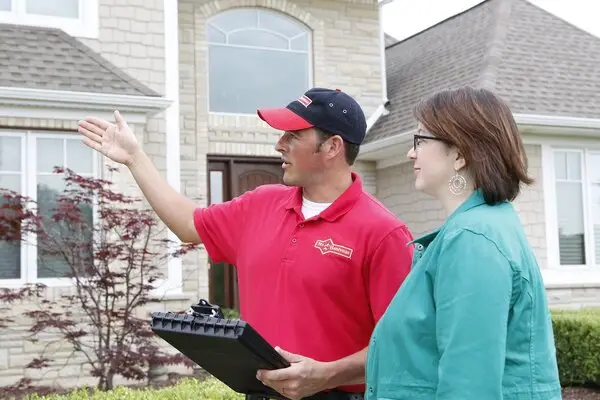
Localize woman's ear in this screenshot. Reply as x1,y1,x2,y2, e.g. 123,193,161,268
453,150,467,171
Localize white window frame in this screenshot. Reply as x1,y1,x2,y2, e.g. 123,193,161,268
0,0,98,39
0,130,99,288
206,7,314,117
541,141,600,286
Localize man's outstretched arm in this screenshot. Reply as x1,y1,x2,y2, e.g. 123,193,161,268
78,110,200,244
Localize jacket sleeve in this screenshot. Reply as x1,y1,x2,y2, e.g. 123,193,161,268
434,229,512,400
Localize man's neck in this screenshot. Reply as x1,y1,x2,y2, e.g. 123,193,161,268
302,170,353,203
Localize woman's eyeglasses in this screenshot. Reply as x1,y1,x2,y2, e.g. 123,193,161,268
413,134,446,150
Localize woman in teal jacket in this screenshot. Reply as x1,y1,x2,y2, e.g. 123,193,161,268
365,87,562,400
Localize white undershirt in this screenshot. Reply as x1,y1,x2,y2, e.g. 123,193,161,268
301,197,332,219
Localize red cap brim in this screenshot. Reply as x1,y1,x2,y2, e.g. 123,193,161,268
257,107,314,131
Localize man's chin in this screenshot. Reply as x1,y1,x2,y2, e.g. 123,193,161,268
282,174,300,187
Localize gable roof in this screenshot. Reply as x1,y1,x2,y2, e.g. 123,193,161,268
367,0,600,143
0,23,160,97
384,33,398,47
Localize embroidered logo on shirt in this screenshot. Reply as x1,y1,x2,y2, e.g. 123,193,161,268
314,238,353,259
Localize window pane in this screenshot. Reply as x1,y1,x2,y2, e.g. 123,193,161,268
36,174,93,278
210,171,223,204
209,46,309,114
290,34,308,51
258,10,305,38
0,0,11,12
556,181,586,265
26,0,79,18
67,139,93,174
37,138,63,173
554,151,567,180
37,175,68,278
588,153,600,264
210,8,257,33
208,25,226,44
0,174,21,192
567,152,582,180
228,30,288,49
0,137,21,172
0,174,22,280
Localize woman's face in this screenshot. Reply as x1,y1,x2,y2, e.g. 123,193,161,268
406,123,461,198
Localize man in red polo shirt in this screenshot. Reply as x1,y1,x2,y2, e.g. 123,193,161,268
77,87,413,400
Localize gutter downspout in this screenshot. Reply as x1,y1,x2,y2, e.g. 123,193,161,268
366,0,391,133
163,0,182,295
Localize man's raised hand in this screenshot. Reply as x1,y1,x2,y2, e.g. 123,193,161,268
78,110,141,166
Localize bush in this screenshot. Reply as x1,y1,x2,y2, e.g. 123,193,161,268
552,308,600,387
26,378,243,400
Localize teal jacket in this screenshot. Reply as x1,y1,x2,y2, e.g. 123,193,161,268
365,190,562,399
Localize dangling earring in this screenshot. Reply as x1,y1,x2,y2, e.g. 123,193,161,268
448,172,467,195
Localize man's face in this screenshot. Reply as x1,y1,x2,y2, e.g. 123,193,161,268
274,128,327,187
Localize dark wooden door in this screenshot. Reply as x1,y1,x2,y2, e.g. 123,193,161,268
207,157,283,311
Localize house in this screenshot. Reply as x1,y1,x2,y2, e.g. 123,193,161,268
1,0,598,390
359,0,600,307
0,0,385,389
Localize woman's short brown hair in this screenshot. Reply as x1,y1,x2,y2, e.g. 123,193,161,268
413,86,533,204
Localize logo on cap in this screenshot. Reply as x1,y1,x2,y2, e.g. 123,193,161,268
297,95,312,108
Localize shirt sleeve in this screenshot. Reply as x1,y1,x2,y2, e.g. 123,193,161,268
434,229,512,400
193,189,255,265
367,225,414,323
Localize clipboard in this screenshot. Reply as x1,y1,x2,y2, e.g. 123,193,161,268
150,299,290,398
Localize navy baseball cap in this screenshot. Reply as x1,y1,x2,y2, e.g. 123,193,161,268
257,87,367,145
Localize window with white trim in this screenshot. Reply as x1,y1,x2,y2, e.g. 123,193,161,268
207,7,311,114
550,148,600,267
0,132,97,284
0,0,98,38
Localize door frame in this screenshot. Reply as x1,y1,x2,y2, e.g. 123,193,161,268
206,155,283,310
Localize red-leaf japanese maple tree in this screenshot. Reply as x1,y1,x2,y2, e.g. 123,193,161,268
0,167,195,393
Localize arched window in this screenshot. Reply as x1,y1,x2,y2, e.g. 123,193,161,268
207,8,311,114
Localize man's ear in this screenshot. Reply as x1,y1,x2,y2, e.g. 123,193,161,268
325,135,345,159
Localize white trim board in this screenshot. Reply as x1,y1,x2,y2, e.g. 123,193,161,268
0,87,172,124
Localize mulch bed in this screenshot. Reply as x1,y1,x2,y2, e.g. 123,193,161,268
562,386,600,399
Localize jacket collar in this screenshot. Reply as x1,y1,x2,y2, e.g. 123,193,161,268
284,172,363,221
410,189,487,247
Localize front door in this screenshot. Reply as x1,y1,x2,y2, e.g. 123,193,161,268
207,157,283,311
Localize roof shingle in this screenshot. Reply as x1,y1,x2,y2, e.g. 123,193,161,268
367,0,600,143
0,23,160,97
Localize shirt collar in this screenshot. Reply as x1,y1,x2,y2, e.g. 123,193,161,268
410,189,487,246
284,172,363,221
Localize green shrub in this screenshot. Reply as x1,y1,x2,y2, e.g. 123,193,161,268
27,378,243,400
552,308,600,387
222,308,240,319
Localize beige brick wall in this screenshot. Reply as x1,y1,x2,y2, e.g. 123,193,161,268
353,160,377,195
0,0,199,388
375,144,600,307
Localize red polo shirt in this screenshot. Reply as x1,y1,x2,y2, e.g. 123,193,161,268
193,172,413,392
